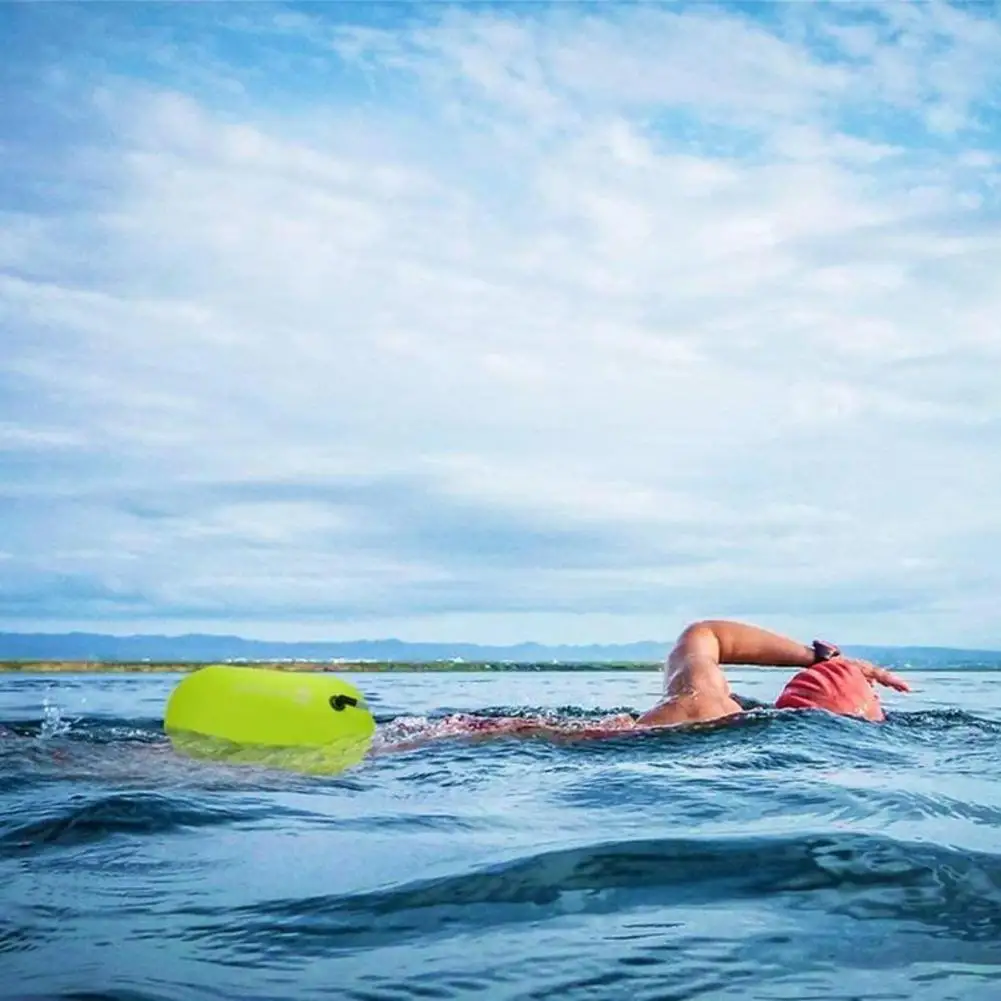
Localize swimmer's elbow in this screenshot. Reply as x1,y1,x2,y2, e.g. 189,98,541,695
669,621,723,665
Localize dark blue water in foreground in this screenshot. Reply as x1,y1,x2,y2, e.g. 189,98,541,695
2,667,1001,1001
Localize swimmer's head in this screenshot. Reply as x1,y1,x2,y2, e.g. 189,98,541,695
775,658,884,722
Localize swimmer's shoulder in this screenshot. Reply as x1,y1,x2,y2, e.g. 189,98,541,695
636,692,743,727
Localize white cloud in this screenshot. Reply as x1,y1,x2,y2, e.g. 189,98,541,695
2,1,1001,645
0,424,86,450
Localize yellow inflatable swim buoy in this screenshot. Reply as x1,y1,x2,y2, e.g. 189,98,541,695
164,665,375,775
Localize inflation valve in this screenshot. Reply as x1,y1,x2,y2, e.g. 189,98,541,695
329,694,359,712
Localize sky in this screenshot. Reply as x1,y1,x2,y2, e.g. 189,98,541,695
1,1,1001,648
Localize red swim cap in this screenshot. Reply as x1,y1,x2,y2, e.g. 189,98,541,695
775,658,884,721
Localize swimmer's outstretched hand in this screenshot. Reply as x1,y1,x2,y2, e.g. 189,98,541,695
852,659,912,692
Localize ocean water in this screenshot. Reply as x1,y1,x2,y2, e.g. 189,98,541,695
2,666,1000,1001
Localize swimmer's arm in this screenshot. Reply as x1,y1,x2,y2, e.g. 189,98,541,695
662,620,817,697
665,621,912,695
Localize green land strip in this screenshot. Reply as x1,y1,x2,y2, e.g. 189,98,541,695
0,660,661,673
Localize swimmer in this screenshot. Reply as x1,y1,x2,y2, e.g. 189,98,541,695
634,618,910,727
385,620,911,749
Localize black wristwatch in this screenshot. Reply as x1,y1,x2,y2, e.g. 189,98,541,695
811,639,840,664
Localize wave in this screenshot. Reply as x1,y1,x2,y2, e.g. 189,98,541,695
371,703,1001,761
9,993,177,1001
0,791,272,856
4,704,1000,791
885,707,1001,735
0,715,166,743
4,702,1000,746
171,831,1001,960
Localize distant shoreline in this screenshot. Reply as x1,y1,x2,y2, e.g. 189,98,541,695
0,660,663,674
2,660,998,675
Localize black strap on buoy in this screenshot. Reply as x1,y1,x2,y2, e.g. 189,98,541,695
329,694,359,712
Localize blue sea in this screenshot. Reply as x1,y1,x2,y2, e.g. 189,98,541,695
2,666,1001,1001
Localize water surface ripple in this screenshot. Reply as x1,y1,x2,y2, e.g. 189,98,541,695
2,668,1000,1001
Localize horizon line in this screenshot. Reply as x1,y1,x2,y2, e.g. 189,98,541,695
1,628,1000,655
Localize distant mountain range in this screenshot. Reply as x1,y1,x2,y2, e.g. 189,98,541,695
1,631,1000,668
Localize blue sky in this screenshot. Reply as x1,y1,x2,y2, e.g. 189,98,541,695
2,1,1001,647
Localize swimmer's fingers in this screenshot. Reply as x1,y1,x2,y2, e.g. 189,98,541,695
847,658,910,692
862,664,911,692
880,670,911,692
